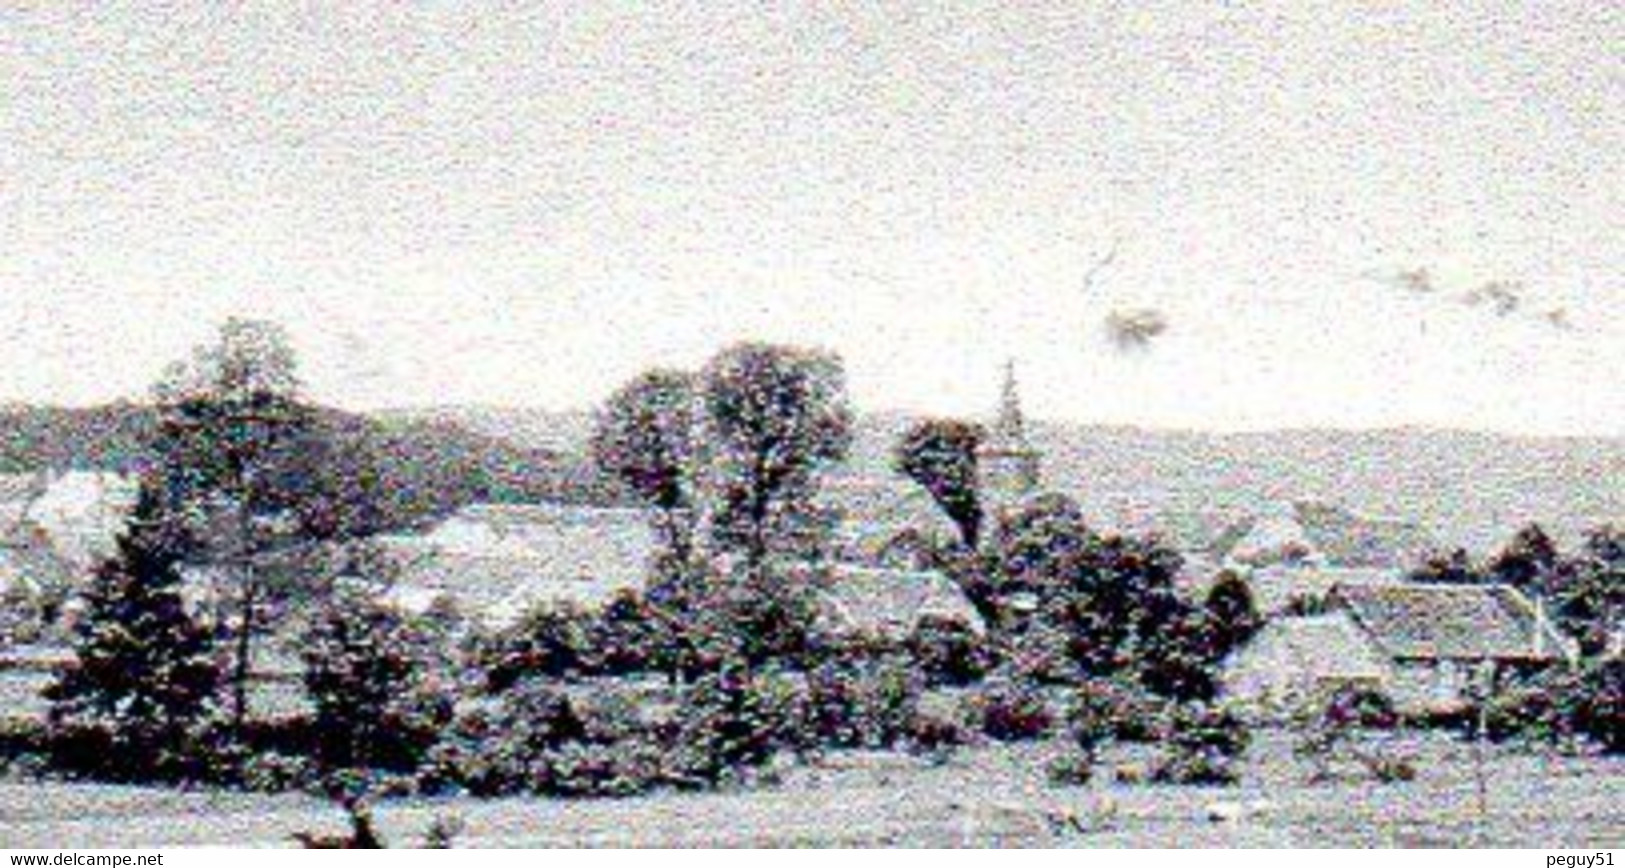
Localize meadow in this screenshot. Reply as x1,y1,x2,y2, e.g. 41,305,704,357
3,732,1618,848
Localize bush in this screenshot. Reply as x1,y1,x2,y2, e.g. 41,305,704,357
1572,659,1623,755
807,655,922,749
977,676,1054,742
478,604,597,689
537,739,662,798
662,665,805,789
302,586,453,773
907,616,992,687
1046,751,1095,787
420,682,586,796
1154,702,1250,786
906,693,975,757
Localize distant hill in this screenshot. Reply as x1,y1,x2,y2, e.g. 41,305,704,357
7,403,1619,556
406,406,1624,556
0,403,618,532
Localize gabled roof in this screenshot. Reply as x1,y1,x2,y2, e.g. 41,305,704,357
1225,611,1389,684
1247,565,1399,615
1330,582,1569,663
818,564,984,640
1217,501,1435,570
377,503,658,628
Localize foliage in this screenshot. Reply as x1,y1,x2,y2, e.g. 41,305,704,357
906,614,993,687
893,418,985,550
478,603,598,689
1544,526,1623,659
1294,685,1409,783
663,664,806,788
44,486,221,781
421,682,586,797
301,581,453,773
1203,571,1262,660
1154,702,1250,786
1487,523,1560,592
1570,658,1623,755
1409,548,1483,585
591,369,697,560
988,495,1219,699
698,342,852,571
149,318,360,730
806,654,923,749
976,675,1054,742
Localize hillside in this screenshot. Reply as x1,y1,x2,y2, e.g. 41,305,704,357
409,406,1623,555
7,403,1619,555
0,404,617,532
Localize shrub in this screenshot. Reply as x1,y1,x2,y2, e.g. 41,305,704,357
977,676,1054,742
907,616,992,687
662,664,805,789
420,682,585,796
302,585,453,773
1571,659,1623,755
1153,702,1250,786
479,603,597,689
1046,752,1095,787
538,739,663,798
806,655,922,749
906,693,975,757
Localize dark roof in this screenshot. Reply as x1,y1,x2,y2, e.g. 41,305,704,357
1330,582,1568,662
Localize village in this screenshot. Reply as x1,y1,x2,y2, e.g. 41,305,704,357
0,323,1619,847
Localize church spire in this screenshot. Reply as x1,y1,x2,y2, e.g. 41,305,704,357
996,358,1027,444
980,359,1042,515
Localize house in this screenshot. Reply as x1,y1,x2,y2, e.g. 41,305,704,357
1222,612,1389,717
1219,500,1435,571
376,503,659,629
1329,582,1574,714
1223,581,1574,718
816,564,986,641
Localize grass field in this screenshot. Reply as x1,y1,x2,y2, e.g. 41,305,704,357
1,732,1619,848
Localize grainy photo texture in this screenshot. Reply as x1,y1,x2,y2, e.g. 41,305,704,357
0,1,1620,850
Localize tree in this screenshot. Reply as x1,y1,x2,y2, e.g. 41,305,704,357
698,343,853,573
591,369,698,561
991,494,1209,696
1487,523,1560,592
150,318,344,731
893,418,985,550
1205,570,1262,660
1546,526,1623,658
45,482,221,777
302,578,450,773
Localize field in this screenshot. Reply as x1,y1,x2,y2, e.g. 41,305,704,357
2,732,1619,848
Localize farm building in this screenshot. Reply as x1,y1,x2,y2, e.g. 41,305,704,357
1222,612,1389,717
376,502,985,639
1224,581,1575,718
1215,500,1435,571
376,503,660,628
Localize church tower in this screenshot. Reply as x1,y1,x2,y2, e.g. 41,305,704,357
978,360,1042,517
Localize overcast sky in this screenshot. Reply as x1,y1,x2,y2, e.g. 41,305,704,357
1,2,1619,434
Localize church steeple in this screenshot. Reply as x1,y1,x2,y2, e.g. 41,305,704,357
979,359,1042,516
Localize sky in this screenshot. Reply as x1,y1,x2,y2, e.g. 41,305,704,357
1,2,1620,435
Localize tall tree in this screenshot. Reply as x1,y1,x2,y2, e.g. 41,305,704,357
894,418,985,550
46,481,220,777
698,343,852,573
591,369,697,560
150,318,338,731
